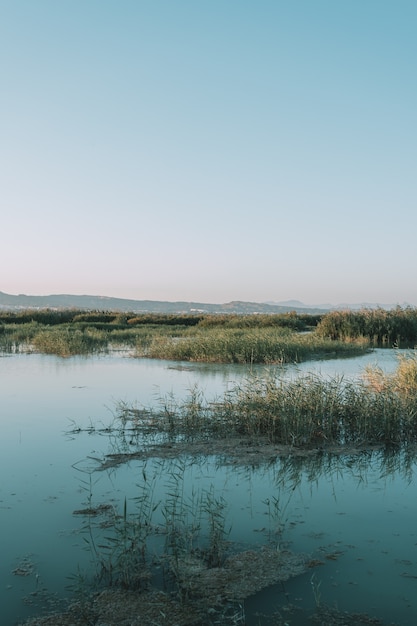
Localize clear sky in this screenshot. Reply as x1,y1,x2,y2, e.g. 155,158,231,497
1,1,416,306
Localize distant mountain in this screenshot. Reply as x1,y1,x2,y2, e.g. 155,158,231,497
264,299,309,308
265,299,335,309
1,291,409,315
266,299,410,311
0,291,329,315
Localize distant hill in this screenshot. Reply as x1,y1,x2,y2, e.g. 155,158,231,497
266,299,410,311
0,291,329,315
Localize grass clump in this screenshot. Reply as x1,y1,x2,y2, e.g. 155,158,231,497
0,321,42,352
32,327,109,356
363,350,417,396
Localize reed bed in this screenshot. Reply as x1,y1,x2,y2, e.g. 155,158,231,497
0,322,186,356
3,307,415,361
363,351,417,396
316,306,417,345
0,315,368,361
118,352,417,448
139,327,369,364
0,310,200,356
32,328,110,356
0,321,42,352
195,312,321,330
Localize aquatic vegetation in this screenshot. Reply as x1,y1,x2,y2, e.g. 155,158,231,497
60,442,412,626
0,309,370,360
11,346,417,626
0,320,162,356
195,312,321,331
115,352,417,448
31,328,108,356
1,307,416,359
316,306,417,346
67,459,304,626
139,326,369,364
73,459,233,597
363,350,417,396
394,351,417,393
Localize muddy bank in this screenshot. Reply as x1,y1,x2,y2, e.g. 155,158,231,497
20,546,310,626
96,435,385,471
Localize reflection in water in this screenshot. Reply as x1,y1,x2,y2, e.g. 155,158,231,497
69,445,417,625
1,351,416,625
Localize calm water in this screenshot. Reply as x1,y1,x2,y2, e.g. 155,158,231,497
1,349,416,625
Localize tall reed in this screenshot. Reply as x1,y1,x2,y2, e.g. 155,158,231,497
32,328,109,356
316,306,417,346
118,351,417,447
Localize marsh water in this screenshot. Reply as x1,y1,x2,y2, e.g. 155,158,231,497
1,349,417,625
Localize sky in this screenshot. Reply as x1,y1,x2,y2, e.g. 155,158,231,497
1,0,416,306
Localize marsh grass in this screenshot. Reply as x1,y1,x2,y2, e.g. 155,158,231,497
0,321,41,352
0,323,108,356
2,307,416,359
140,327,369,364
158,461,232,605
0,319,192,356
66,449,417,626
0,309,369,360
75,465,161,591
363,351,417,396
195,312,321,330
316,306,417,346
74,459,234,610
31,328,108,356
117,351,417,448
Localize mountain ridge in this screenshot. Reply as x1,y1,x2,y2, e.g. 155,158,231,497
0,291,327,314
0,291,410,315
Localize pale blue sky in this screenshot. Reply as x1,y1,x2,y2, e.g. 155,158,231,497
1,1,416,305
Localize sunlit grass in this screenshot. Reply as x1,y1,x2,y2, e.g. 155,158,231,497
138,327,370,364
0,313,369,361
363,350,417,396
117,351,417,448
316,306,417,346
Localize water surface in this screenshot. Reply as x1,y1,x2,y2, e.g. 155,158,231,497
1,350,415,625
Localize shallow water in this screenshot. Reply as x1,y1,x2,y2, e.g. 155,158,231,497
1,349,416,625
